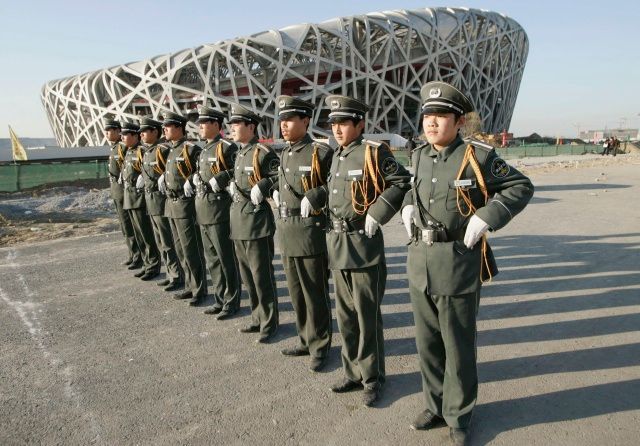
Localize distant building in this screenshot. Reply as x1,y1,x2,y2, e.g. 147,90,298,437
41,7,529,148
579,129,639,143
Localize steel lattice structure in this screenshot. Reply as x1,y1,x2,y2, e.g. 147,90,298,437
41,6,528,147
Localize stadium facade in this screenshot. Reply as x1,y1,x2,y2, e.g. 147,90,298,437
41,7,528,147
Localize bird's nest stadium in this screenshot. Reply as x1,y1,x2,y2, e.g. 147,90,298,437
41,6,528,147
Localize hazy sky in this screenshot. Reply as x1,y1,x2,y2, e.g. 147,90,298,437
1,0,638,141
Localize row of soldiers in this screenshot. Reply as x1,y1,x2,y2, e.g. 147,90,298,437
106,82,533,446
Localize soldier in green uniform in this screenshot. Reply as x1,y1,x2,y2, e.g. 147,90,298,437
402,81,534,445
121,122,161,280
271,96,333,371
193,106,241,319
323,95,411,406
105,119,141,268
139,117,184,291
228,104,280,343
159,112,207,305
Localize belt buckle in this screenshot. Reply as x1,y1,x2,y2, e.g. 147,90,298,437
422,228,435,246
279,202,289,218
332,220,346,233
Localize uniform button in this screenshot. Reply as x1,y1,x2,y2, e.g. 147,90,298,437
333,189,338,194
289,152,293,156
340,156,345,160
427,220,433,226
285,168,290,172
432,178,437,183
236,166,239,169
239,154,244,157
333,207,337,212
429,198,435,203
284,184,290,190
433,159,438,164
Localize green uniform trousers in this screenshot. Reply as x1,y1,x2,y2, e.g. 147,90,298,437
128,208,160,273
281,254,332,358
168,216,207,298
150,214,182,281
409,287,480,429
332,262,387,388
114,197,140,264
234,237,278,335
200,222,241,311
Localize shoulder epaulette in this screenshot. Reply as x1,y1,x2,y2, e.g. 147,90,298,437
363,139,383,148
464,137,495,152
256,143,272,152
312,140,332,152
413,142,428,153
220,138,232,146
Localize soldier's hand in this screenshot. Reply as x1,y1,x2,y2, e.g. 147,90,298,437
401,205,415,237
209,177,221,192
300,196,314,218
364,214,379,238
250,184,263,205
158,174,166,194
226,181,236,197
193,173,202,186
183,180,194,198
464,214,490,249
117,172,123,185
135,175,144,190
272,190,280,207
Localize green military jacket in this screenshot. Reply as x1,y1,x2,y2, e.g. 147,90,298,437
403,135,534,295
194,134,238,225
326,136,411,269
141,142,171,216
164,137,201,219
272,134,333,257
122,142,145,210
229,137,279,240
107,141,127,201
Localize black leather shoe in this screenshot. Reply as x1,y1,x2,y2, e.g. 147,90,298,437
215,309,237,320
281,345,310,357
203,305,223,315
362,386,381,407
164,280,183,292
157,279,170,287
330,378,363,393
127,262,143,270
256,329,278,344
309,356,328,372
188,296,205,306
239,324,260,333
449,427,470,446
122,258,133,266
173,291,193,300
134,269,146,278
140,270,160,281
410,409,444,431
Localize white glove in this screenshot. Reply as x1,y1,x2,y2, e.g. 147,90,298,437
272,190,280,207
364,214,379,238
464,214,490,249
250,184,263,205
158,174,166,194
193,173,202,186
209,176,221,192
401,205,415,237
135,175,144,189
183,180,194,198
117,172,123,185
300,196,314,218
226,181,236,197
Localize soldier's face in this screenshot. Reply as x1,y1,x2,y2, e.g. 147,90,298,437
422,113,464,149
199,121,219,140
331,120,364,147
140,129,158,144
121,132,139,148
105,128,120,143
280,116,308,142
163,124,183,142
231,121,254,143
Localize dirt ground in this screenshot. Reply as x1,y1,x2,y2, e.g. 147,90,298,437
1,154,639,445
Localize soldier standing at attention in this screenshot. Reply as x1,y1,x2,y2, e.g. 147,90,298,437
105,119,141,269
193,106,242,320
272,96,333,372
138,117,184,291
121,122,161,280
158,112,207,305
324,95,411,407
228,104,280,344
402,81,533,445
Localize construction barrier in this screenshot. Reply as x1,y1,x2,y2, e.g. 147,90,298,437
0,159,109,193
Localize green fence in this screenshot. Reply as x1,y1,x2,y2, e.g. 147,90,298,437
0,160,109,192
496,144,600,158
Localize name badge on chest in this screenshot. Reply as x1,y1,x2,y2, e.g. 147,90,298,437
299,166,312,172
244,166,254,172
453,179,476,188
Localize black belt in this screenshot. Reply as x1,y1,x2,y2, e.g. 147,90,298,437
278,204,301,218
413,226,464,245
329,218,365,233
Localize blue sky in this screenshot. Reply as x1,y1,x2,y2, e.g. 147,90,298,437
1,0,638,141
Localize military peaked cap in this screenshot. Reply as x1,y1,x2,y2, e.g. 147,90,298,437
420,81,474,116
277,95,314,120
196,106,226,124
139,117,163,132
325,95,369,123
163,111,188,126
121,122,140,134
104,119,121,130
228,103,261,125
